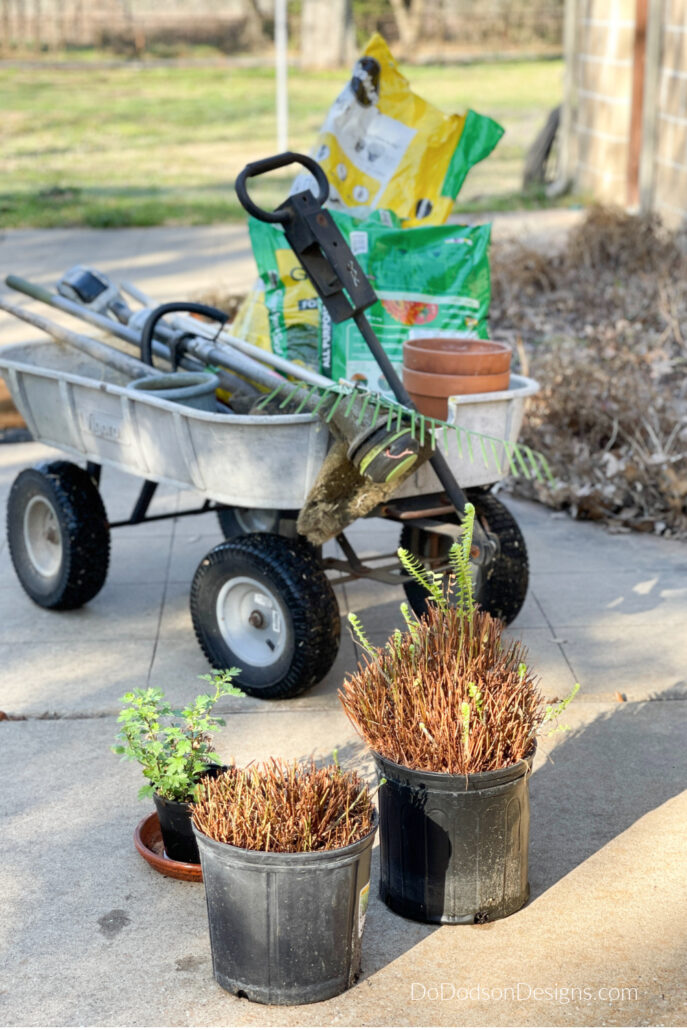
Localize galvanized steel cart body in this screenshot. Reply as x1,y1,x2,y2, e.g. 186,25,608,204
0,337,536,700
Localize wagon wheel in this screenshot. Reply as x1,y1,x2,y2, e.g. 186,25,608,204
6,461,110,610
399,490,529,625
190,533,341,700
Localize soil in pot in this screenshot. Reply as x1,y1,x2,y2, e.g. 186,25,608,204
373,750,533,924
193,824,376,1005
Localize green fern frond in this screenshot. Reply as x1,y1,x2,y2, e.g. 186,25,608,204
348,612,375,654
398,547,448,613
447,502,476,618
399,601,419,634
543,683,581,726
467,681,484,716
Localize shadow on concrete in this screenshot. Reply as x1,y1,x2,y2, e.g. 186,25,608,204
529,689,687,900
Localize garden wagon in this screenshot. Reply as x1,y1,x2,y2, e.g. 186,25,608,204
0,154,540,700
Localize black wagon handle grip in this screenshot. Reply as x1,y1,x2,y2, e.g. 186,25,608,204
235,152,330,224
141,302,229,368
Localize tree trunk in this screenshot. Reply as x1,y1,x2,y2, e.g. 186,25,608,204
1,0,12,53
241,0,266,49
388,0,425,56
300,0,355,70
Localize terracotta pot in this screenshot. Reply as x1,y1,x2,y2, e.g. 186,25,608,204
403,337,512,377
403,365,511,420
404,392,451,420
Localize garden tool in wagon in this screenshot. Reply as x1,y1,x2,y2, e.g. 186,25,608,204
235,152,487,551
6,270,430,534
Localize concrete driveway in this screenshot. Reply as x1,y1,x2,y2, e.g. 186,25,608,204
0,221,685,1027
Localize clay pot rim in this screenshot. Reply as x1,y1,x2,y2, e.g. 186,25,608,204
403,337,512,376
404,336,511,357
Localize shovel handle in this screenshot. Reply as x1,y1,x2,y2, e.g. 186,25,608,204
235,152,329,224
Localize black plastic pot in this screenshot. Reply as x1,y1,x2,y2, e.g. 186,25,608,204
193,823,376,1005
153,793,199,863
373,750,533,924
153,764,226,864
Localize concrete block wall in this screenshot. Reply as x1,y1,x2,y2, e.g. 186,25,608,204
652,0,687,224
569,0,687,223
573,0,635,201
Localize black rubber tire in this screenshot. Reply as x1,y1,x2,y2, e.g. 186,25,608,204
190,533,341,699
216,506,280,540
7,461,110,610
399,490,529,625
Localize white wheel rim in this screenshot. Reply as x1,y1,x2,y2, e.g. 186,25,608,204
216,576,288,667
23,495,62,577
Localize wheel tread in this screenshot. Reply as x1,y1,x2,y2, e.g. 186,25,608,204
7,461,110,610
190,534,340,700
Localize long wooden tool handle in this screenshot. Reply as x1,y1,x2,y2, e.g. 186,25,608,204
0,297,152,380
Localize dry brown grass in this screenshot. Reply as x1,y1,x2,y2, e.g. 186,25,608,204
340,605,544,775
192,759,375,853
492,205,687,536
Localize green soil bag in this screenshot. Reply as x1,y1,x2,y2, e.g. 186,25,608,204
247,212,492,393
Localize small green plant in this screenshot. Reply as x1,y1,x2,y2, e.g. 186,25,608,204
112,669,243,802
542,682,581,734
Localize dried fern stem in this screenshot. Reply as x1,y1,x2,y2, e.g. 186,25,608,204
340,605,544,775
192,759,375,853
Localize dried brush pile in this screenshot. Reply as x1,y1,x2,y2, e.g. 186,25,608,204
192,759,374,853
340,505,556,776
491,205,687,536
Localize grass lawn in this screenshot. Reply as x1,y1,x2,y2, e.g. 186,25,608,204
0,58,564,228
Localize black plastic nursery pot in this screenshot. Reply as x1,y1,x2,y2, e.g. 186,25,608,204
373,750,534,925
193,823,376,1005
153,765,226,864
153,793,201,864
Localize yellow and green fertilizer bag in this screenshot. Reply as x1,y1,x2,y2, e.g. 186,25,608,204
291,33,504,227
246,211,492,393
232,32,501,376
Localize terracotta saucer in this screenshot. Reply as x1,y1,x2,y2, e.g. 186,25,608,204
134,812,203,882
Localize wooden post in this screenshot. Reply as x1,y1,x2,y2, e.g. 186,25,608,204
638,0,664,213
627,0,649,207
548,0,578,196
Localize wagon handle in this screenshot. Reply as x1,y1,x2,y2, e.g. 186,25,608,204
141,303,230,369
235,152,329,224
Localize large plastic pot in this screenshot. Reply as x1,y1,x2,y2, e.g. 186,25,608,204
373,750,533,924
128,372,219,411
193,823,376,1005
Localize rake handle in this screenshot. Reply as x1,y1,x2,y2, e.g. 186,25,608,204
353,311,469,516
